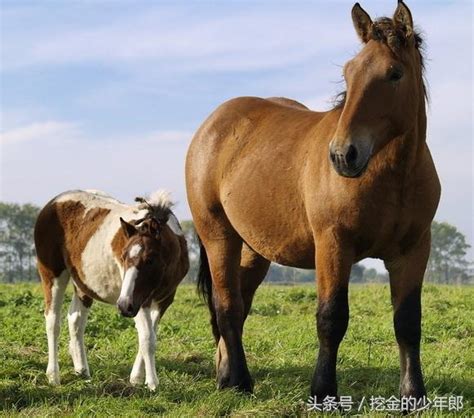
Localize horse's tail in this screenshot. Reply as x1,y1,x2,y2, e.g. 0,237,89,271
197,237,220,343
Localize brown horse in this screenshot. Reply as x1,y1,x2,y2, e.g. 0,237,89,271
186,0,440,400
35,190,189,389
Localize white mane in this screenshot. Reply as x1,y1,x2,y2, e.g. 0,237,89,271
135,189,174,220
146,190,174,211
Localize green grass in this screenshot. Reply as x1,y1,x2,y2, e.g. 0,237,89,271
0,283,472,417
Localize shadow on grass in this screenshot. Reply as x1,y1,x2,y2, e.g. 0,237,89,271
0,354,214,412
2,360,471,413
253,363,473,400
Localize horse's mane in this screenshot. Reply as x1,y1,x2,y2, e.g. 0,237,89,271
333,17,427,109
135,190,174,223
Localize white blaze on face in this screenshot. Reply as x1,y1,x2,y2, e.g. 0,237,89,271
119,266,139,301
128,244,142,258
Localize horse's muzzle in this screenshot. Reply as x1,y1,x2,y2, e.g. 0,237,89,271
117,297,139,318
329,141,370,178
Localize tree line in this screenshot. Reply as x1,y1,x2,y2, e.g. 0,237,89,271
0,202,472,284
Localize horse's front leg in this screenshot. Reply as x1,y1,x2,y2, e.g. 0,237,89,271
130,294,175,387
385,235,430,400
311,230,352,399
133,307,158,390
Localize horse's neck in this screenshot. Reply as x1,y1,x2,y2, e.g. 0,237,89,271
383,96,427,178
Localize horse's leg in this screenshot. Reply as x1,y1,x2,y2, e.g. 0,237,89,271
67,289,92,378
39,266,69,385
133,306,158,390
240,244,270,319
130,293,175,386
311,231,352,398
203,230,255,392
385,236,429,400
215,243,269,376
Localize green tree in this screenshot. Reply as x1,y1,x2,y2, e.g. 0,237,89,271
0,202,40,282
350,263,366,283
427,221,472,284
180,220,199,282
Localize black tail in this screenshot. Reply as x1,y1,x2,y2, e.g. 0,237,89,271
197,237,220,343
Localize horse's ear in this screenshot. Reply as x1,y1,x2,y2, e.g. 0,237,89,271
352,3,372,43
393,0,414,39
149,218,162,239
120,217,137,238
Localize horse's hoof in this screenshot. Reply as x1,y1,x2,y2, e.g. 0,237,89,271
46,372,60,385
217,375,253,394
74,369,91,379
146,380,158,391
130,377,143,386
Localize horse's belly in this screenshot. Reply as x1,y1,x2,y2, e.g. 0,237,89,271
224,203,315,268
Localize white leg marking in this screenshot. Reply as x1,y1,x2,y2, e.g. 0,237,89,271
67,293,90,377
130,303,161,386
132,306,159,390
45,271,69,385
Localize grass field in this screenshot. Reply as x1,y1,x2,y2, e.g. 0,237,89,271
0,282,472,417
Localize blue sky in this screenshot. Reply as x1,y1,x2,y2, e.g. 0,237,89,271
1,0,472,269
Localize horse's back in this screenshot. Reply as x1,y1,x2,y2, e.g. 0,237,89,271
35,190,140,303
186,97,326,267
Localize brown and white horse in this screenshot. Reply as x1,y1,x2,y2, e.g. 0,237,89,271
186,1,440,400
34,190,189,390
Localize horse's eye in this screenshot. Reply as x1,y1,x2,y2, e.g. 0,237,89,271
388,68,403,82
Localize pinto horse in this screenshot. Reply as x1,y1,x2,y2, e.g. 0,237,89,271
186,1,440,399
34,190,189,390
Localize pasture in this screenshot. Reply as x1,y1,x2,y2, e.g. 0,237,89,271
0,282,472,416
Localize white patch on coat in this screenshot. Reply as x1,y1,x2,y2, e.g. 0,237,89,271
119,266,138,301
55,190,130,217
79,199,148,304
167,213,183,236
128,244,142,258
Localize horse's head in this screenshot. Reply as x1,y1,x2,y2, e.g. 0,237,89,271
329,0,425,178
116,217,167,317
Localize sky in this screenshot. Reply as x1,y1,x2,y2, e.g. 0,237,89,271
1,0,472,270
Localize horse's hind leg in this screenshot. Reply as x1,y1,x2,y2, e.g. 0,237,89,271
68,288,92,378
216,243,269,377
385,235,429,401
39,264,69,385
202,228,255,392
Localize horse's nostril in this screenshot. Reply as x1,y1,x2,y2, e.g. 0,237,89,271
127,304,134,313
345,145,358,166
330,151,336,163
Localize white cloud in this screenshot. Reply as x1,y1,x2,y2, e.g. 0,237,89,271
0,121,78,145
0,119,192,218
2,6,353,73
